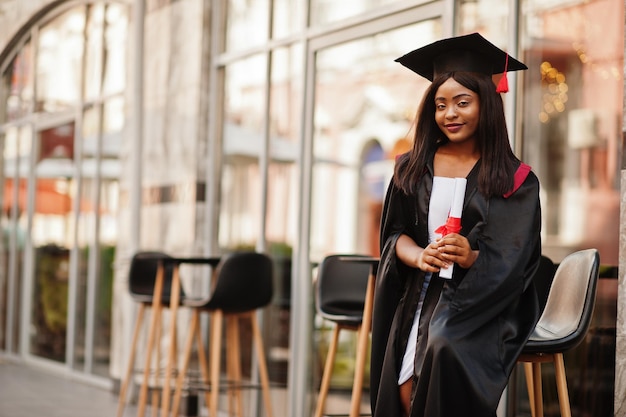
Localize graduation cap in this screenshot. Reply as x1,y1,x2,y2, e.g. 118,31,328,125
395,32,527,93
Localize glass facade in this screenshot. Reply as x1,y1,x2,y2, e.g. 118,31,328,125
213,0,622,415
0,2,128,379
0,0,622,416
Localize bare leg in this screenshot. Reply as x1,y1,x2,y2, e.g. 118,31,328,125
399,379,412,417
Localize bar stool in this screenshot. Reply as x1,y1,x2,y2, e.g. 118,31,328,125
518,249,600,417
314,254,372,417
116,251,183,417
170,251,274,417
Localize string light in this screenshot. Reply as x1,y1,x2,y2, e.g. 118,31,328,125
539,61,568,123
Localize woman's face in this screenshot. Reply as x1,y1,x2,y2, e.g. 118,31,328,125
434,77,480,145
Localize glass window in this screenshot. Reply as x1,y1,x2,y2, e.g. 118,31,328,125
270,45,302,148
511,1,623,415
102,4,128,95
1,126,27,354
311,21,441,259
264,44,302,395
272,0,305,39
226,0,269,52
84,4,104,100
267,45,300,248
36,6,86,113
0,0,128,374
3,43,34,122
457,0,509,41
309,0,426,27
310,20,442,411
219,54,268,250
520,0,623,267
30,123,75,362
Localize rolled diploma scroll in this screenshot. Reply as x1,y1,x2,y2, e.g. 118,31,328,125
436,177,467,279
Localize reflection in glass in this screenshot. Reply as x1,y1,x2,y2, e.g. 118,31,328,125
74,105,97,371
270,45,302,147
221,55,267,248
103,4,128,95
3,43,33,122
84,3,127,100
93,99,122,376
0,1,127,374
224,54,268,152
30,124,75,362
1,127,26,354
311,21,441,259
218,159,262,250
226,0,269,52
84,4,104,100
309,0,408,26
272,0,304,39
520,0,623,267
36,6,86,112
265,161,297,390
457,0,509,41
310,20,441,410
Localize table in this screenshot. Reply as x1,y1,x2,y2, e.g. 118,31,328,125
339,256,379,417
135,255,221,417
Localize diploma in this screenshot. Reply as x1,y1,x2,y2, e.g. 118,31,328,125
436,177,466,279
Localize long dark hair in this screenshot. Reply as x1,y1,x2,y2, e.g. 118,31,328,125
394,71,519,198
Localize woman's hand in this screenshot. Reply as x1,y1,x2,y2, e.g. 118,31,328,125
434,233,479,269
396,234,450,272
415,241,450,272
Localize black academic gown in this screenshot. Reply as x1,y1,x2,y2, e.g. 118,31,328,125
370,156,541,417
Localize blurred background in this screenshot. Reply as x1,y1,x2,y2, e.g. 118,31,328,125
0,0,622,416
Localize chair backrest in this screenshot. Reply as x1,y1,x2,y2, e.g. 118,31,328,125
129,251,179,302
532,255,557,314
315,254,371,324
529,248,600,351
200,251,273,313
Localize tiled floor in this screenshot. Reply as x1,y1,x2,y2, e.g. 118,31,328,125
0,358,137,417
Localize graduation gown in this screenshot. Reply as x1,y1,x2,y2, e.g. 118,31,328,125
370,156,541,417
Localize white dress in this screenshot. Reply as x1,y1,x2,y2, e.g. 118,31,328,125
397,176,456,385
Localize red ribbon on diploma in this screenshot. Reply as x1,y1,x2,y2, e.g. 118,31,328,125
435,216,461,236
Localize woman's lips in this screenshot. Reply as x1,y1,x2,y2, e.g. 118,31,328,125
445,123,463,133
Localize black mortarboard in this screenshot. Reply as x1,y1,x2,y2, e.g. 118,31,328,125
395,32,527,92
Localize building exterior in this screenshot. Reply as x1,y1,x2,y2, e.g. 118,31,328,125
0,0,623,416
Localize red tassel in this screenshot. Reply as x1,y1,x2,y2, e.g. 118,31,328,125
496,53,510,93
496,73,509,93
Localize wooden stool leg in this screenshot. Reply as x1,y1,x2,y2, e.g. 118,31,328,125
171,310,199,417
523,362,536,417
226,316,243,417
350,269,375,417
195,316,212,414
137,264,165,417
554,353,572,417
117,304,145,417
314,324,341,417
210,311,224,417
532,362,544,417
151,307,163,417
160,266,182,417
250,311,273,417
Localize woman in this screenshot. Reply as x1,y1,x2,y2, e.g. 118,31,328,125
370,33,542,417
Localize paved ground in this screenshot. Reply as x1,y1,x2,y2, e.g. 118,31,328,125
0,358,138,417
0,357,368,417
